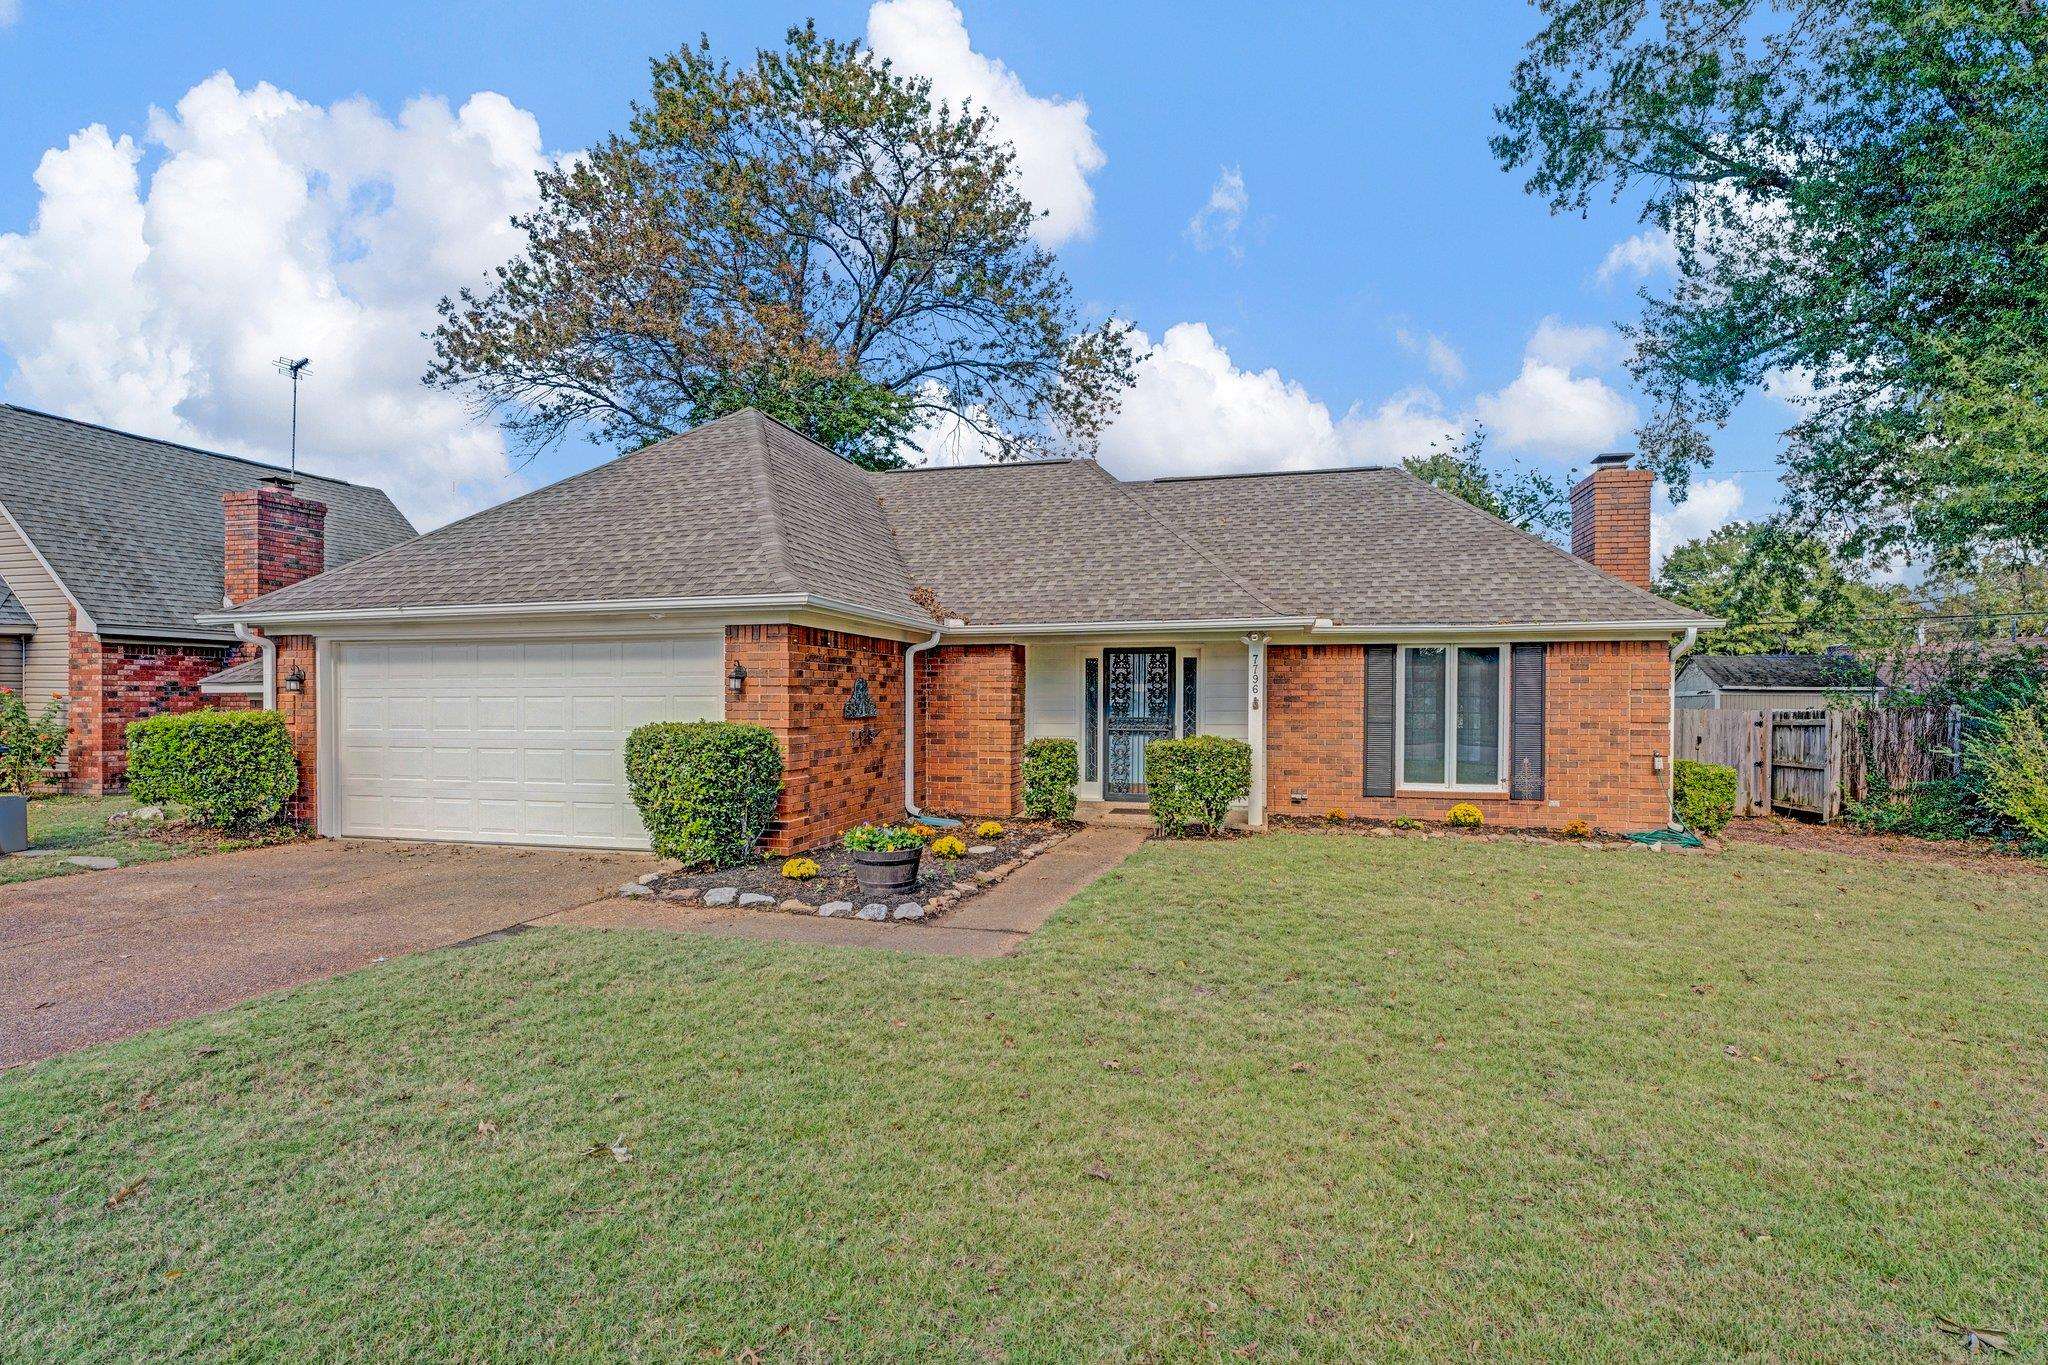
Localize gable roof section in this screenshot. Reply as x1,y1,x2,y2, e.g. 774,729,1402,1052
229,409,925,625
0,405,415,642
0,580,33,634
869,459,1285,625
1687,653,1877,691
220,409,1710,633
1129,466,1708,627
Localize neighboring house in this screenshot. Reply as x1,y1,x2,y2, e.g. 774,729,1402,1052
0,405,416,792
1674,653,1882,711
209,410,1714,851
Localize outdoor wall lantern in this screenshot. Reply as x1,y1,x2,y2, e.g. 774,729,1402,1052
283,665,307,694
727,662,747,697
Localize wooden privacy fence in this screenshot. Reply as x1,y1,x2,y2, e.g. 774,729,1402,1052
1674,703,1962,823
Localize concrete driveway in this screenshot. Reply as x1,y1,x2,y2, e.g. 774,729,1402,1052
0,839,652,1068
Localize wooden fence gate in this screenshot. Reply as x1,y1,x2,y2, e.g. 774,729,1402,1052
1675,703,1961,823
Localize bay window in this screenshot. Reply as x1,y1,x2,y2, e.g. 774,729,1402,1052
1397,644,1507,790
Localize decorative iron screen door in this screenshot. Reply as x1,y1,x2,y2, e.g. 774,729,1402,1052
1103,648,1176,802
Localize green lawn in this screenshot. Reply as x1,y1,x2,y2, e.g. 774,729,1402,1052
3,834,2043,1360
0,796,290,885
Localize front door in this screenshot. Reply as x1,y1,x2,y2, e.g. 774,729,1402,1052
1103,648,1176,802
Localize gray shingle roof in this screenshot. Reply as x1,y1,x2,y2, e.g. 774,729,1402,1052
227,409,1708,631
869,459,1283,625
0,581,33,634
0,405,415,642
197,656,264,690
1127,466,1707,626
231,409,924,623
1689,653,1877,690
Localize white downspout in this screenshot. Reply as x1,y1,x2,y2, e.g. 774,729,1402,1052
903,628,960,827
234,621,277,710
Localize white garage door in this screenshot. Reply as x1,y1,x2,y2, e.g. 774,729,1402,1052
335,636,722,849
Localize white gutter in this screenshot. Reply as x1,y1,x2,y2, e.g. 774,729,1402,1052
901,627,960,827
1670,626,1699,662
941,617,1318,638
198,592,938,635
233,622,277,709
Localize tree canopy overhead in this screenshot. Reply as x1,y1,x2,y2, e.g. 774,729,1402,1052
429,24,1139,469
1401,426,1574,541
1656,519,1915,654
1494,1,2048,570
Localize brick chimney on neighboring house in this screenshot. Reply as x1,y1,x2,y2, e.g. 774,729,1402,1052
1570,452,1655,590
224,475,327,606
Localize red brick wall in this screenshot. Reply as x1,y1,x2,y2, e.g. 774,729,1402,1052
1569,464,1655,590
273,635,318,824
1266,640,1671,833
64,633,238,793
915,644,1025,819
725,624,907,854
224,484,327,605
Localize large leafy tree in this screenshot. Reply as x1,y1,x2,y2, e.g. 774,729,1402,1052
1656,520,1914,653
430,25,1139,469
1493,1,2048,570
1402,426,1575,540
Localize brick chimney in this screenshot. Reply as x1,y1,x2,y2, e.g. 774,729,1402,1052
224,476,327,605
1570,452,1654,589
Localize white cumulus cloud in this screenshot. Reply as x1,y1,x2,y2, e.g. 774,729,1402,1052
866,0,1104,248
1651,476,1744,568
1395,326,1467,387
1595,227,1679,286
1095,322,1461,480
0,72,549,527
1185,166,1248,258
1473,318,1636,458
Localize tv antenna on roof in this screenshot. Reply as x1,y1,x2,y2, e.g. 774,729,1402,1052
272,356,311,474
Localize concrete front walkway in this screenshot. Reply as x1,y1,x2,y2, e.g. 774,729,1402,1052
536,824,1151,957
1,839,650,1068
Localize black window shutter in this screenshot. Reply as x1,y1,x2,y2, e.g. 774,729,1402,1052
1510,643,1546,801
1082,656,1100,783
1363,644,1396,797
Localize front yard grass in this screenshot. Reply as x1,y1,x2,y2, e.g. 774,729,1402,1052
3,833,2043,1360
0,795,292,885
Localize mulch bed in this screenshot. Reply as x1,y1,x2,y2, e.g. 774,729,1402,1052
1721,816,2042,872
1271,813,1700,851
649,819,1078,909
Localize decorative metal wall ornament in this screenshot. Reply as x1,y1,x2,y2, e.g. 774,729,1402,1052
843,678,877,720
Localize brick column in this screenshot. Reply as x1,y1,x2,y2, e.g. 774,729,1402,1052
273,635,319,825
914,643,1026,818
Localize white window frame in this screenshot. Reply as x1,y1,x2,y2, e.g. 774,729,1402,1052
1393,643,1512,794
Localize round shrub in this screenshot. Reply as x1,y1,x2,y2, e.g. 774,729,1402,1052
930,834,967,858
126,709,299,828
1672,759,1738,835
624,721,783,867
1146,735,1252,834
1022,738,1079,820
1446,802,1484,828
781,856,820,880
975,820,1005,839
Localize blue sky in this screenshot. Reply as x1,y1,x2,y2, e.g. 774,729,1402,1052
0,1,1790,553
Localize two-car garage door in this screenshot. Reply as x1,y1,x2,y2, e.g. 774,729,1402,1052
334,636,721,849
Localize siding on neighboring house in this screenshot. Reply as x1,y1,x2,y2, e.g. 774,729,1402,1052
0,503,75,708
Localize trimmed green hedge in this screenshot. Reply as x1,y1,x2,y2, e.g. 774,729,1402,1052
1673,759,1738,836
127,709,299,828
624,721,783,866
1146,735,1252,834
1022,738,1079,820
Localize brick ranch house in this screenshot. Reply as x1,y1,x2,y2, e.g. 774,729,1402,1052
0,404,415,792
205,409,1717,853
